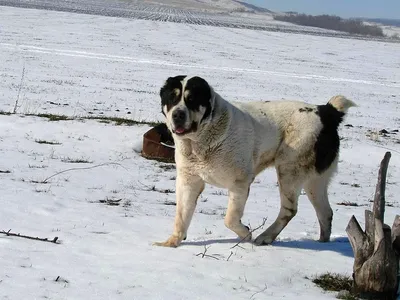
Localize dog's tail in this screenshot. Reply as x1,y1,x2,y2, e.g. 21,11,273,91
328,95,357,114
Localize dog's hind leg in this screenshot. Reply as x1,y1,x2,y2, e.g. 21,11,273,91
254,166,303,246
153,174,205,248
304,174,334,242
225,182,252,241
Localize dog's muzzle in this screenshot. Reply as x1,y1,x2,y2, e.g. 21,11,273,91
172,110,187,134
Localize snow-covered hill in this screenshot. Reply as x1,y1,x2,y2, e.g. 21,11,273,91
132,0,272,13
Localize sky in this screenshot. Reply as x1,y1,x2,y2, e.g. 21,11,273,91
246,0,400,19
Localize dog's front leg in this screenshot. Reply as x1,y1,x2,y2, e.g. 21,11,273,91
225,183,252,241
154,174,205,248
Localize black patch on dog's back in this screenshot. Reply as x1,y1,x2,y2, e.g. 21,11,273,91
299,107,313,113
184,76,212,122
160,75,186,114
314,103,345,173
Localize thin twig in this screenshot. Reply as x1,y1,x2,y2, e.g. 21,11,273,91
1,229,60,244
365,142,400,155
250,284,268,299
196,245,209,258
42,162,125,183
195,245,220,260
227,251,234,261
55,276,69,283
13,64,25,114
201,254,220,260
231,218,268,249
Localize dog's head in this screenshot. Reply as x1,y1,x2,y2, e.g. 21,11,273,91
160,75,213,138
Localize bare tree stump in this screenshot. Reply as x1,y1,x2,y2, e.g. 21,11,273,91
346,152,400,300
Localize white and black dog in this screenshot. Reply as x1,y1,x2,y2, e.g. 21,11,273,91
154,75,356,248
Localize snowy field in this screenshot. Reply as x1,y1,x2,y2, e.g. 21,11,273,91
0,0,286,31
1,0,396,39
1,5,400,300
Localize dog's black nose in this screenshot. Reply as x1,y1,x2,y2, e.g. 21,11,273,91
172,110,186,124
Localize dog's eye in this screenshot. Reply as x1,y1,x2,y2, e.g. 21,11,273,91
169,91,180,103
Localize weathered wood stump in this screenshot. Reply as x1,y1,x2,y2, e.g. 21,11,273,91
346,152,400,300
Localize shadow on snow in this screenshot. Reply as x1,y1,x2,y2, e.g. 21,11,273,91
183,236,353,258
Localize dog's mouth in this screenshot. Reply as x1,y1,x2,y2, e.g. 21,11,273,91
174,127,187,135
172,122,198,136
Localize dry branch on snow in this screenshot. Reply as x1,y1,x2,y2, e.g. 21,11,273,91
1,229,60,244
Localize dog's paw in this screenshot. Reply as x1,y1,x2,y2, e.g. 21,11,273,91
253,234,274,246
318,236,330,243
241,232,252,242
238,226,252,242
153,236,181,248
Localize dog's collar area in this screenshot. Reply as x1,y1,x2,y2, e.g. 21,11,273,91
209,95,217,122
198,93,215,125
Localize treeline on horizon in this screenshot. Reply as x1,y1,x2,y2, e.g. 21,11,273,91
274,13,385,37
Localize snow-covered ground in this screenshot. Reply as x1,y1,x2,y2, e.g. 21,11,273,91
1,6,399,300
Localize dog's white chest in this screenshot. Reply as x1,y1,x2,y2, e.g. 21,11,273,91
198,168,230,188
176,139,250,189
188,157,241,189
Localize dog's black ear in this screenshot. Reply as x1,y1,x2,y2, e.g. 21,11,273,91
159,79,171,115
184,76,212,122
160,75,186,114
159,80,169,98
160,76,179,99
160,83,168,116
